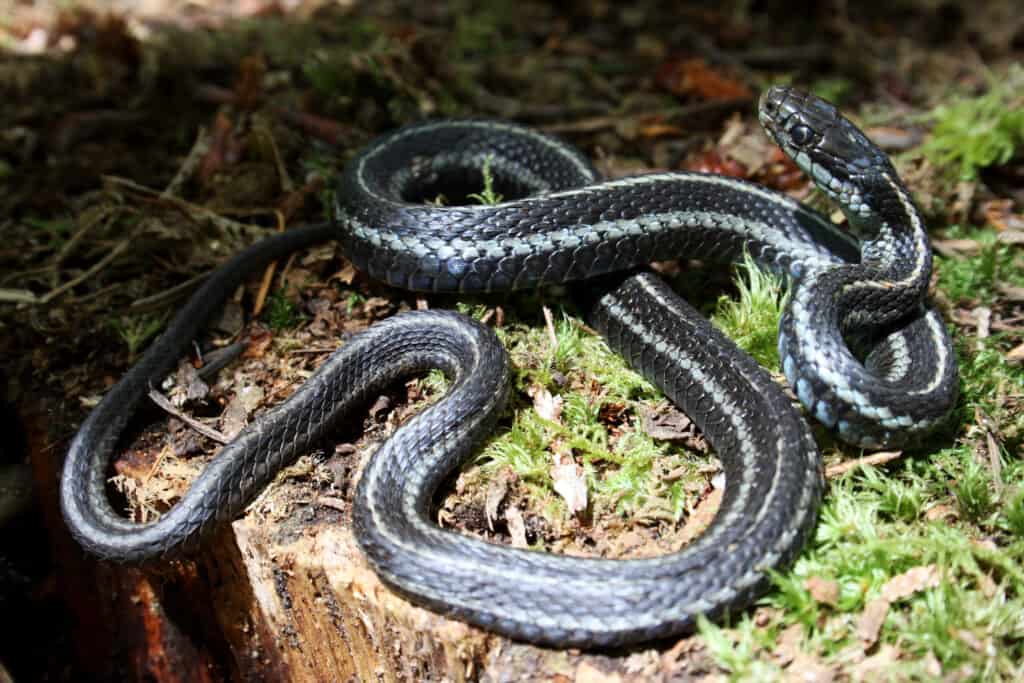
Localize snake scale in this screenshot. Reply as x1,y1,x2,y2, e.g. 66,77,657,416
61,86,957,647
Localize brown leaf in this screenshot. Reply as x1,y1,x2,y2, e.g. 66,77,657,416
199,111,243,185
219,385,265,440
505,505,529,549
852,644,901,682
954,629,986,653
234,54,267,110
243,328,273,359
856,598,890,647
984,199,1024,232
784,653,836,683
996,229,1024,244
642,404,694,441
531,385,563,424
773,623,804,665
805,576,840,607
330,262,358,285
685,150,747,178
1006,343,1024,362
656,57,752,101
880,565,941,603
932,239,982,258
675,486,722,548
575,661,622,683
551,456,587,514
924,503,958,522
484,468,514,531
638,121,686,139
863,126,923,152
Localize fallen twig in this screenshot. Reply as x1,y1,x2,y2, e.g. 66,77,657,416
825,451,903,479
0,239,132,305
163,127,210,198
148,388,230,445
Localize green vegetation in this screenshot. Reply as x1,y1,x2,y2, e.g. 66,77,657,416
810,76,854,107
264,287,302,331
24,215,74,249
936,226,1024,305
695,448,1024,680
711,254,786,368
922,68,1024,180
467,154,504,206
110,313,166,358
470,310,702,520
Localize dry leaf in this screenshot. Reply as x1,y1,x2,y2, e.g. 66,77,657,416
784,652,836,683
986,199,1024,232
856,598,890,647
922,651,942,678
976,573,998,599
505,505,529,549
996,282,1024,302
531,385,563,424
484,468,514,531
924,503,957,522
575,661,622,683
880,565,941,602
1007,343,1024,362
863,126,923,151
656,57,752,100
953,629,985,653
220,385,265,439
997,229,1024,243
932,238,982,257
330,262,358,285
773,623,804,665
805,576,840,607
552,456,587,514
642,404,695,441
675,486,722,548
852,644,901,682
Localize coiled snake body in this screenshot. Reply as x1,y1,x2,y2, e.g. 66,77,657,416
61,87,957,647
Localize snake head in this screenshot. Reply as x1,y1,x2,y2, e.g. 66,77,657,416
759,86,895,220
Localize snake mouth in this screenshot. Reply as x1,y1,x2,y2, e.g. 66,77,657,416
757,85,793,138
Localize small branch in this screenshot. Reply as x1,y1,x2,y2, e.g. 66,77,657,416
102,175,266,242
253,211,286,316
3,239,134,305
129,271,211,313
148,389,230,445
543,305,558,352
163,127,210,198
825,451,903,479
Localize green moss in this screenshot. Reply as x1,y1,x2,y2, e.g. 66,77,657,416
922,67,1024,180
935,227,1021,305
264,287,302,331
951,457,996,523
110,313,166,358
956,334,1024,443
711,254,786,368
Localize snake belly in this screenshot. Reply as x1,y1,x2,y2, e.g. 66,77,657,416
60,86,957,648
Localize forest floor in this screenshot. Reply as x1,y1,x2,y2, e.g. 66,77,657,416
1,1,1023,681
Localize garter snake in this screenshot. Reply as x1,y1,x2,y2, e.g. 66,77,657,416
60,86,957,648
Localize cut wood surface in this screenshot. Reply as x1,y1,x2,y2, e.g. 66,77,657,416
214,504,712,682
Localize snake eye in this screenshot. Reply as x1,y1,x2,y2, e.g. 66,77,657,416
789,124,815,147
